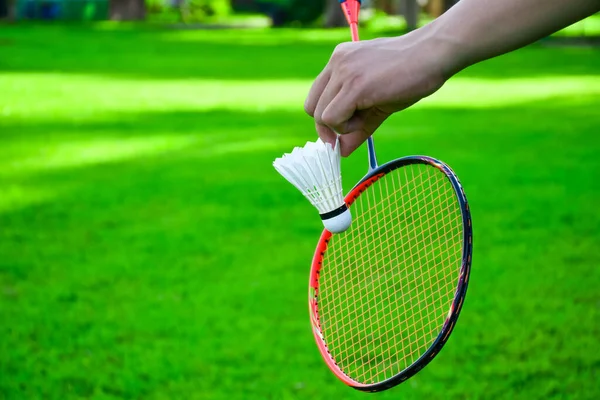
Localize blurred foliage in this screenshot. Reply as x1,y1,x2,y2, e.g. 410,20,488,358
180,0,232,22
146,0,232,23
143,0,321,26
252,0,324,27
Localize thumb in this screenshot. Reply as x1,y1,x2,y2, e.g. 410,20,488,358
338,108,390,157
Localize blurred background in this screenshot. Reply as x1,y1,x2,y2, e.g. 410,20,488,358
0,1,599,399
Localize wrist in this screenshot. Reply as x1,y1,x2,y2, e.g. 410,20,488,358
420,18,471,79
386,21,467,87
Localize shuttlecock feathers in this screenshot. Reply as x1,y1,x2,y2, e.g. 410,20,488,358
273,138,352,233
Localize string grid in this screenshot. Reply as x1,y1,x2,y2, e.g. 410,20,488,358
317,163,463,384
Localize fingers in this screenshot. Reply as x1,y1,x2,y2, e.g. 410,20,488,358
313,79,343,128
307,83,390,157
304,68,331,117
320,87,357,134
313,85,358,149
338,129,372,157
305,42,385,157
315,122,337,147
337,108,390,157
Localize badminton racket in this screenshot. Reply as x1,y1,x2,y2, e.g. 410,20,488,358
308,0,473,392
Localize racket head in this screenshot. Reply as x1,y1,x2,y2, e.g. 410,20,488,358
308,155,473,392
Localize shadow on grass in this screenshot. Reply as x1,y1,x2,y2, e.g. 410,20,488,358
1,24,599,81
1,93,598,216
0,94,598,399
1,96,598,286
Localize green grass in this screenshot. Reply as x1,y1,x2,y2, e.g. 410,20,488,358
554,13,600,37
0,24,599,399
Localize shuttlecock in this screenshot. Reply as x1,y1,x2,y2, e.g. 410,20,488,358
273,137,352,233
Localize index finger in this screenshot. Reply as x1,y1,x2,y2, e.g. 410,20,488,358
321,86,358,134
304,68,331,117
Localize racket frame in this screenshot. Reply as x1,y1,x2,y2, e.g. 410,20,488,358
308,155,473,392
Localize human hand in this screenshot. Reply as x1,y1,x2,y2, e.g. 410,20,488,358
304,32,453,157
305,0,600,157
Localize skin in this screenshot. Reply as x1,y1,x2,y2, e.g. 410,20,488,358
305,0,600,157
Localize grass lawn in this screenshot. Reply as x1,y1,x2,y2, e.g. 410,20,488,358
0,24,599,399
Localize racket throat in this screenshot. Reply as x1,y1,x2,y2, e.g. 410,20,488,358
367,136,379,172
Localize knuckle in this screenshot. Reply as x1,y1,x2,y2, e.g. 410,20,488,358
320,114,336,128
321,113,340,129
330,42,352,63
346,73,363,89
314,112,325,125
304,100,315,116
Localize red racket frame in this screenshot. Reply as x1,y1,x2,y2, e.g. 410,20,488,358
308,155,473,392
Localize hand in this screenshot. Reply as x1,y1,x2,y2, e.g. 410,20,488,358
304,32,453,157
305,0,600,157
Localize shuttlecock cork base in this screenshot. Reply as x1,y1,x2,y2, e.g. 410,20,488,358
319,203,352,234
273,137,352,234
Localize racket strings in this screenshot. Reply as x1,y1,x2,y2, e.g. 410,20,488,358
364,168,461,379
325,167,454,273
316,163,463,384
343,172,460,379
324,174,454,378
319,170,438,336
322,218,459,357
320,168,457,329
365,169,458,377
320,168,445,302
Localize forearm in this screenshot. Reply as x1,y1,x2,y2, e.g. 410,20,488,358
304,0,599,155
425,0,600,75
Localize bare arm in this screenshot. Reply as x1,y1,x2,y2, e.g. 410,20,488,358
436,0,600,75
305,0,600,157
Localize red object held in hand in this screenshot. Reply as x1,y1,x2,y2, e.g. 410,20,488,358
340,0,361,41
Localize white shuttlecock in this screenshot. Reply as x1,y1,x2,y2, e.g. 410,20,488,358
273,137,352,233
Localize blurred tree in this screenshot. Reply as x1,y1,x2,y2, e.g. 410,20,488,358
110,0,146,20
324,0,345,27
401,0,418,31
0,0,14,20
231,0,257,12
372,0,419,31
8,0,14,20
256,0,323,27
375,0,396,14
426,0,458,17
444,0,458,11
